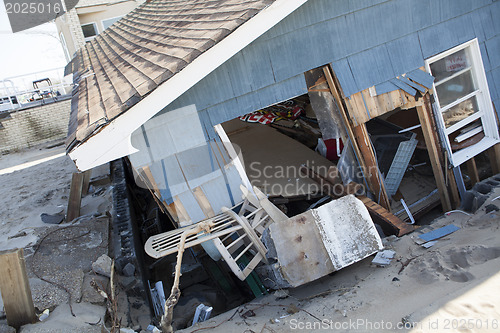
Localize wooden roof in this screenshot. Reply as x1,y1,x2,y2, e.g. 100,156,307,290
67,0,275,152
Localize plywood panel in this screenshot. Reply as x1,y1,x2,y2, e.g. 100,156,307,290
224,119,337,197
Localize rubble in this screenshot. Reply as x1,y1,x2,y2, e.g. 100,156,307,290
92,254,112,278
122,263,135,277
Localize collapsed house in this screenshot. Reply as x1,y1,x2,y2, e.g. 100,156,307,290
64,0,500,328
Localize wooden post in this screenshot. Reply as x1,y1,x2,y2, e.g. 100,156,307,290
488,144,500,174
416,101,452,212
323,66,391,211
0,249,37,328
67,172,85,221
447,168,461,208
81,169,92,196
466,157,480,184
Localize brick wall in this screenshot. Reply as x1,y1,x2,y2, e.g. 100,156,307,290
0,99,71,154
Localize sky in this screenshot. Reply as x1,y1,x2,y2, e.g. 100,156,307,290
0,0,67,86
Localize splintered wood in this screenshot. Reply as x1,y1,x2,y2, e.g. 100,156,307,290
358,196,415,237
300,164,413,237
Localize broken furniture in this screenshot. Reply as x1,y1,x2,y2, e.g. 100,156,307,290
258,195,384,288
145,185,285,281
300,164,415,236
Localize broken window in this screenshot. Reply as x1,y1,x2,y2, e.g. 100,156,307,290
425,38,500,166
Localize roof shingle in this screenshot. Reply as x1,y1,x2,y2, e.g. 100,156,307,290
67,0,275,151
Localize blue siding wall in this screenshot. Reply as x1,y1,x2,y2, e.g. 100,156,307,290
155,0,500,128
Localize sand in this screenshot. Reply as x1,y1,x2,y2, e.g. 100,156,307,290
1,146,500,333
0,146,112,331
182,188,500,333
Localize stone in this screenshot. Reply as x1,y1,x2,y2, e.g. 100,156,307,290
472,183,492,195
0,324,15,333
120,276,136,290
92,254,112,277
81,274,108,304
485,204,499,214
122,263,135,277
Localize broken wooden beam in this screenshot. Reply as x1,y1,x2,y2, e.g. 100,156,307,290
81,169,92,196
300,165,413,237
322,65,391,211
358,196,415,237
0,249,37,328
416,97,452,212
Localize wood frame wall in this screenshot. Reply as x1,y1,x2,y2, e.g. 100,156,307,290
322,64,459,212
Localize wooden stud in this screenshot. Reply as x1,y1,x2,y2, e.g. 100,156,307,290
173,196,191,226
323,66,391,211
488,144,500,174
361,89,378,119
193,186,215,218
357,196,415,236
416,100,452,212
466,157,480,184
0,249,37,328
447,168,461,208
138,167,171,218
67,172,85,222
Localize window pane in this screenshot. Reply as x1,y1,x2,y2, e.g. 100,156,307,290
435,70,475,107
82,24,97,38
442,96,479,128
430,48,471,82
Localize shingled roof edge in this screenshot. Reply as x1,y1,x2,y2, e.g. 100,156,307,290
68,0,308,171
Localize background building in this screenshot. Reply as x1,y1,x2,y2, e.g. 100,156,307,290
55,0,144,61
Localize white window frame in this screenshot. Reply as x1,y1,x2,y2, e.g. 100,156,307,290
425,38,500,166
59,32,71,62
81,22,99,42
101,15,123,31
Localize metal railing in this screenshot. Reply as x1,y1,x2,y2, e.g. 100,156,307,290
0,67,73,113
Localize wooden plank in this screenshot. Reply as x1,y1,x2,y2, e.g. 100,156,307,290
351,92,370,123
416,99,452,212
488,143,500,174
323,65,391,211
193,186,215,218
0,249,37,328
173,196,191,226
81,170,92,196
447,168,461,209
466,157,480,184
361,89,379,119
139,167,172,219
358,196,415,237
67,172,85,222
224,119,336,198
